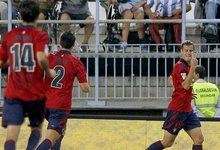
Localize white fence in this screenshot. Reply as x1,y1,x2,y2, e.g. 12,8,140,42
0,0,219,107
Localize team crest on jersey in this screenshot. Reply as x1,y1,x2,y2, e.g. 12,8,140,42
181,73,186,80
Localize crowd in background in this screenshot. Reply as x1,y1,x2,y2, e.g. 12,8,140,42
0,0,220,52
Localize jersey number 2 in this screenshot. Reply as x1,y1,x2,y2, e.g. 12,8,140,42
51,65,65,88
10,43,36,72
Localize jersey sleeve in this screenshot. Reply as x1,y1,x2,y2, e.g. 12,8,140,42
35,32,49,53
75,59,87,83
0,34,9,62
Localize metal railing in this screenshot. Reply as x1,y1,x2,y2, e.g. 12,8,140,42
0,0,219,107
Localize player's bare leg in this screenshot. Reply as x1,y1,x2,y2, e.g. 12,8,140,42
186,127,204,150
4,125,21,150
60,13,71,32
82,16,94,45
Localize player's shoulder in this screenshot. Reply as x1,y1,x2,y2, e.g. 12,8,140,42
34,30,48,37
175,59,188,68
4,28,18,37
33,30,49,42
69,55,84,65
71,54,79,59
71,55,81,62
175,59,183,65
173,61,182,69
172,60,186,74
2,28,20,41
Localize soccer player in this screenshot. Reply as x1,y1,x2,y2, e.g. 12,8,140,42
36,32,90,150
146,40,204,150
0,0,56,150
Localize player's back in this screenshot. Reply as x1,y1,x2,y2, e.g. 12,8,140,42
46,50,87,110
1,26,49,101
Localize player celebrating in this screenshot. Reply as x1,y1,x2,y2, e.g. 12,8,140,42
36,32,90,150
146,40,204,150
0,0,56,150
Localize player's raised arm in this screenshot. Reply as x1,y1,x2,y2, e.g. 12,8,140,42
181,45,198,90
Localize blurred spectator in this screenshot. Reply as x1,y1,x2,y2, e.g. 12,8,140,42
192,65,220,118
0,1,7,42
111,0,147,52
194,0,220,43
60,0,94,52
0,1,7,19
142,0,191,50
12,0,55,30
37,0,56,31
12,1,19,20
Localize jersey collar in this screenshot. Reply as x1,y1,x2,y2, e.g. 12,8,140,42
19,25,36,29
59,50,71,55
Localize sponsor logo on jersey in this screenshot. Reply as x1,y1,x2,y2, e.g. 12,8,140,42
181,73,186,80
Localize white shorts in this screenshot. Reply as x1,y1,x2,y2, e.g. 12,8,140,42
119,2,144,15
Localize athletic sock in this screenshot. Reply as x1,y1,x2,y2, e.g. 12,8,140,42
4,140,15,150
146,140,164,150
36,139,52,150
26,129,41,150
193,145,203,150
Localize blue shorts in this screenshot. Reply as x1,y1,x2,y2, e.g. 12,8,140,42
162,110,201,135
45,109,70,135
2,98,45,128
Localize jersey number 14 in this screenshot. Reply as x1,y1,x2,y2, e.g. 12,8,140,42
10,43,36,72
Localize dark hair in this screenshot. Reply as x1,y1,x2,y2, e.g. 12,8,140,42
60,32,76,49
181,40,195,50
195,65,206,79
19,0,40,23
